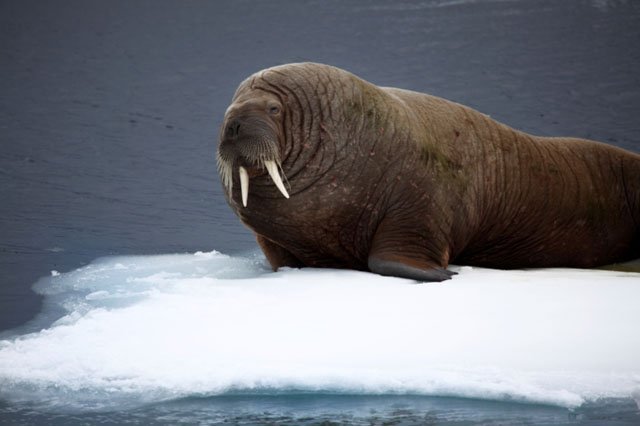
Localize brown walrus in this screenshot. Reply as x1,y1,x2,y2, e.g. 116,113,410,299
217,62,640,281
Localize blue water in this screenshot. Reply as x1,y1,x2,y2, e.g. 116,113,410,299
3,394,636,425
1,0,639,424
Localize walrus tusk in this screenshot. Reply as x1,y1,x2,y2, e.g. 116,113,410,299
265,160,290,199
239,166,249,207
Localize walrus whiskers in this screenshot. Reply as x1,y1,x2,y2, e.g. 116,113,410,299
216,154,233,198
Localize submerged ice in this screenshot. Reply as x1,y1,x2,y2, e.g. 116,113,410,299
0,250,639,410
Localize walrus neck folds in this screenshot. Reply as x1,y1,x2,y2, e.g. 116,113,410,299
256,65,400,197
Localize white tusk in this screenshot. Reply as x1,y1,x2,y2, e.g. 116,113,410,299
239,166,249,207
265,160,290,199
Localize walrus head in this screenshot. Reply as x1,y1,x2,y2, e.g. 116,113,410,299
217,85,290,207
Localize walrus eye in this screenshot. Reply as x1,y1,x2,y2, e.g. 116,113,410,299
268,105,280,115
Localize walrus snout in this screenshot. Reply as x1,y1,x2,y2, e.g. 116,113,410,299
217,114,289,207
224,118,242,140
221,113,274,143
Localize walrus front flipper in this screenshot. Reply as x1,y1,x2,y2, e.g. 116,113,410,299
256,234,304,271
367,217,455,282
368,256,455,282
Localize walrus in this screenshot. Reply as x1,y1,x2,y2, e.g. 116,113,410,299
217,62,640,281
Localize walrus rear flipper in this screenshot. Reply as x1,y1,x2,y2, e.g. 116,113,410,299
368,256,455,282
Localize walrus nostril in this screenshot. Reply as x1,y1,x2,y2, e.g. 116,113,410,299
226,120,241,138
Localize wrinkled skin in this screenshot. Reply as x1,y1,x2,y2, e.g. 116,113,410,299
217,62,640,282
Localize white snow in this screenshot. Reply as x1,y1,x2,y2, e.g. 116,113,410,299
0,250,638,410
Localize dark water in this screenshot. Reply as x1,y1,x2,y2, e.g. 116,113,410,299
2,394,639,426
1,0,639,424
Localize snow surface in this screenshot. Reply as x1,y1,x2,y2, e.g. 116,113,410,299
0,250,639,410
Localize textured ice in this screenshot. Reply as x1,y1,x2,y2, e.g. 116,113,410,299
0,250,638,410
